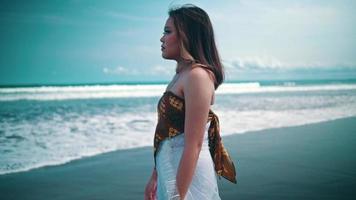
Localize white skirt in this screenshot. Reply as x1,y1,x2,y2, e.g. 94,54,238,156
155,122,221,200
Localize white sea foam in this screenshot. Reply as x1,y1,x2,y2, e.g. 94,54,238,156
1,83,356,101
218,83,356,94
1,82,356,175
219,104,356,136
0,112,157,175
0,84,167,101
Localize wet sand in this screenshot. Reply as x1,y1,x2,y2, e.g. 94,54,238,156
1,117,356,200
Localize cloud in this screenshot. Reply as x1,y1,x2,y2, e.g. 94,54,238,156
102,64,174,76
102,65,174,78
209,0,356,71
103,66,138,75
223,56,356,71
223,56,284,70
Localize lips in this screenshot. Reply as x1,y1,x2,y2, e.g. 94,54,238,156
161,46,165,50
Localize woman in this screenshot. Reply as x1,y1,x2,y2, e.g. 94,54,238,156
145,4,236,200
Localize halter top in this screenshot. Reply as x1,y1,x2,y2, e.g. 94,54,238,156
153,90,237,183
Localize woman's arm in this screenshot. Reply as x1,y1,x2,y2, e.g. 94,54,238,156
176,67,215,199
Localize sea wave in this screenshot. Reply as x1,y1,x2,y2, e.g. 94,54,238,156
1,82,356,101
1,82,356,175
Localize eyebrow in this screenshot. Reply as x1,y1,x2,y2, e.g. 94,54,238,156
164,26,171,29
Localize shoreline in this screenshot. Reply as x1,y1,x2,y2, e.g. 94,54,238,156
1,116,356,199
0,116,354,177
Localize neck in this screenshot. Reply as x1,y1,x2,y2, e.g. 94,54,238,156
176,59,193,73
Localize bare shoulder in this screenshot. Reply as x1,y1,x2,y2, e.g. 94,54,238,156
181,66,215,101
185,66,214,85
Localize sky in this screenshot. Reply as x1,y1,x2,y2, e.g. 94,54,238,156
0,0,356,85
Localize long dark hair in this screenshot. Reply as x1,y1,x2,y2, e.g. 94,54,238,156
168,4,224,89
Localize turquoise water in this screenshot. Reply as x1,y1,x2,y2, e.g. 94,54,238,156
1,79,356,175
1,78,356,88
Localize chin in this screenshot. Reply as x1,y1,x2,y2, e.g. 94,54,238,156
162,53,178,61
161,54,172,60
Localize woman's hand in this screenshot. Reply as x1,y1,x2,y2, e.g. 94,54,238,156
144,168,157,200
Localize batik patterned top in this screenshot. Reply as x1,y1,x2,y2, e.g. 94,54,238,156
153,90,237,183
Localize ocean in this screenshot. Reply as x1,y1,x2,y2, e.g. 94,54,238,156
1,79,356,175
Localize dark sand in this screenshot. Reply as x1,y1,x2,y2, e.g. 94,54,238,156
1,117,356,200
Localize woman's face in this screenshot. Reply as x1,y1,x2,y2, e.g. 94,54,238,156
160,17,180,60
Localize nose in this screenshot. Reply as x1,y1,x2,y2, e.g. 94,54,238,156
160,35,164,43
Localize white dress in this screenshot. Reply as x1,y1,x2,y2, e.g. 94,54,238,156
155,122,221,200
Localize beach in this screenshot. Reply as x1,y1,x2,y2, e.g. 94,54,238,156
1,0,356,199
1,116,355,200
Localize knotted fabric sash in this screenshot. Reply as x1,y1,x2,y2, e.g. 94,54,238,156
153,90,237,183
